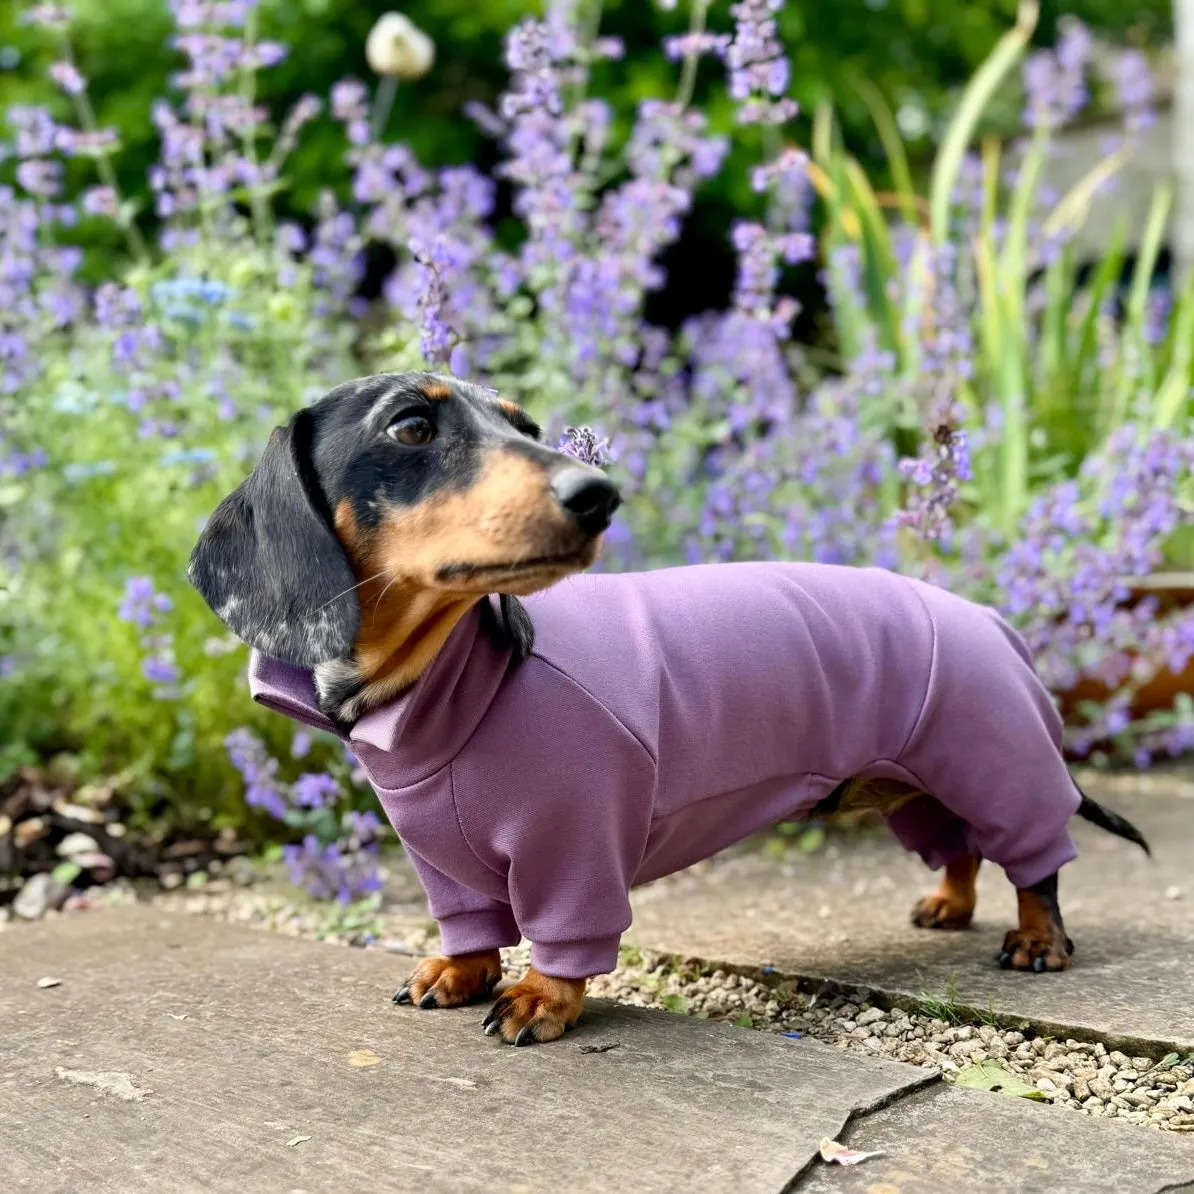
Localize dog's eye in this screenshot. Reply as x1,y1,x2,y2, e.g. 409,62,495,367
387,414,435,446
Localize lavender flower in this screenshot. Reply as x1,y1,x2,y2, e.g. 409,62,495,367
1107,49,1156,133
664,32,730,62
292,771,340,809
49,61,86,95
119,576,173,628
725,0,798,125
283,835,383,905
23,4,72,29
225,728,290,821
557,426,611,467
1022,20,1091,131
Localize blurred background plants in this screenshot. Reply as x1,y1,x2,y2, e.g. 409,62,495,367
0,0,1190,901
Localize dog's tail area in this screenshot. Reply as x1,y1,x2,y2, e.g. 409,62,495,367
1074,785,1151,857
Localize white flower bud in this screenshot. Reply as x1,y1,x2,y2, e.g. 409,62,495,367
365,12,435,81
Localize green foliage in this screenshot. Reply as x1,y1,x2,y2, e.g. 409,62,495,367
0,241,357,825
0,0,1173,275
811,9,1193,555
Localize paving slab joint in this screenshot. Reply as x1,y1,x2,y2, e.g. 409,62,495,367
639,948,1194,1060
776,1067,942,1193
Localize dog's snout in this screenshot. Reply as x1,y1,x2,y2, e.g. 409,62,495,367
550,467,622,534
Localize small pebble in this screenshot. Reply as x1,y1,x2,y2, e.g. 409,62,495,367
36,976,62,989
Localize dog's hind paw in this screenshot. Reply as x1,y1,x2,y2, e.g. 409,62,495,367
481,968,586,1045
911,852,980,931
393,951,502,1009
911,893,974,930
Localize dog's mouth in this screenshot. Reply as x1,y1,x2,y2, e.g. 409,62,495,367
435,551,591,585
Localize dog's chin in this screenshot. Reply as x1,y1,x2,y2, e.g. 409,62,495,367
435,539,602,596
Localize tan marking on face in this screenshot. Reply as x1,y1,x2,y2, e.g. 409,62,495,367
333,498,364,554
372,448,591,591
498,399,525,421
330,451,600,694
421,381,453,400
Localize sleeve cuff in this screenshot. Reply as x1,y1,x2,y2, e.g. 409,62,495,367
1001,834,1080,891
436,907,522,956
530,936,623,979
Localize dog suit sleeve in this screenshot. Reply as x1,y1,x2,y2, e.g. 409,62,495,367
450,666,658,980
402,844,523,956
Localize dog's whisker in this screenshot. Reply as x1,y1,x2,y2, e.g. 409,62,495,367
314,570,387,613
369,573,401,625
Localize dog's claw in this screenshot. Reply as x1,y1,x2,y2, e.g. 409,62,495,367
418,990,439,1009
484,1020,501,1037
1032,955,1046,974
393,986,411,1004
997,950,1013,969
514,1023,537,1047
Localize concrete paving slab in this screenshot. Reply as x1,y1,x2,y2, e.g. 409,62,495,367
796,1082,1194,1194
0,905,934,1194
628,772,1194,1052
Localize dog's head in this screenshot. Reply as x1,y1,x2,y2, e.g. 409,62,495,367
187,372,620,668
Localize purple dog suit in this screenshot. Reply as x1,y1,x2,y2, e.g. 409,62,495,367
250,562,1080,978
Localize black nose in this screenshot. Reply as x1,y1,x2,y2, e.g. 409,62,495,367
550,467,622,534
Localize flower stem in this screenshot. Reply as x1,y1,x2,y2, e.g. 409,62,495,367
675,0,711,111
370,75,399,142
58,35,149,263
237,4,274,243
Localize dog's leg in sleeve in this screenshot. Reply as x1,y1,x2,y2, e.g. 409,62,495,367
456,687,657,1045
895,604,1081,971
394,846,520,1009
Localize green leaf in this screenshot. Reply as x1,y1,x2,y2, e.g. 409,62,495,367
52,861,82,886
799,826,827,853
847,71,919,229
929,0,1039,245
953,1060,1048,1100
660,993,689,1014
733,1014,754,1028
1157,1052,1181,1070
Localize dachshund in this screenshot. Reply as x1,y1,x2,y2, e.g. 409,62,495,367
189,371,1149,1046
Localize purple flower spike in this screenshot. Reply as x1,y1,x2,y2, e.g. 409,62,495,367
557,426,611,468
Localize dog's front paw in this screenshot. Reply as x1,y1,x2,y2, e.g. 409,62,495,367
481,968,586,1046
394,950,502,1009
997,927,1073,972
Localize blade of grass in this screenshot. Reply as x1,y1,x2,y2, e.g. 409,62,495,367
1124,185,1171,335
998,130,1049,333
975,226,1029,533
1105,186,1171,434
930,0,1039,244
1042,142,1134,242
847,71,920,228
843,156,902,355
1151,265,1194,429
813,100,835,169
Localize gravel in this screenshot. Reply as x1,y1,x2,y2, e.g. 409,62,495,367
586,957,1194,1134
8,872,1193,1135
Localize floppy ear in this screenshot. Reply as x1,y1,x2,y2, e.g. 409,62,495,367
187,410,361,667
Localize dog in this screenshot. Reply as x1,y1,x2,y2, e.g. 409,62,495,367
189,371,1150,1046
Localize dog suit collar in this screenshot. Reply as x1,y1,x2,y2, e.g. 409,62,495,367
248,597,514,788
